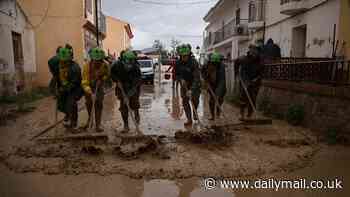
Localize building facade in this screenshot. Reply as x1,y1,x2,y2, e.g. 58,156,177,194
103,16,133,58
17,0,106,87
0,0,36,96
203,0,342,59
338,0,350,59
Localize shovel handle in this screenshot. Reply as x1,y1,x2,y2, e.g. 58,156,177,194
239,77,258,117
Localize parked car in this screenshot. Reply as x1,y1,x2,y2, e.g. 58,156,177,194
137,59,154,84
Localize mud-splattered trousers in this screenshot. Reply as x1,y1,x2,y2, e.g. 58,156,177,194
81,62,110,128
55,61,83,128
202,62,227,118
175,58,201,121
237,55,263,118
111,60,142,127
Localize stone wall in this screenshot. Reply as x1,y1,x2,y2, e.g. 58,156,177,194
0,72,36,96
0,73,16,96
257,80,350,134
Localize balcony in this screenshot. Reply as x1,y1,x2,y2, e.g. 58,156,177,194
99,12,106,35
212,19,249,45
248,0,265,30
83,11,106,39
280,0,309,15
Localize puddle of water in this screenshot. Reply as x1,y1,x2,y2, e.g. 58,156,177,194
103,74,209,137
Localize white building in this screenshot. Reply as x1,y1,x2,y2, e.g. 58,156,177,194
203,0,341,59
0,0,36,96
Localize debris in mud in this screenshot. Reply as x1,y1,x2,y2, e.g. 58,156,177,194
264,138,311,148
36,133,109,145
15,143,78,158
81,145,104,155
63,156,104,175
114,135,159,158
152,144,174,160
174,126,237,144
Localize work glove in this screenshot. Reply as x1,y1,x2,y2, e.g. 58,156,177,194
85,87,93,96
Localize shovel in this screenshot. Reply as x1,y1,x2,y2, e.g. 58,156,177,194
239,77,272,125
180,80,214,133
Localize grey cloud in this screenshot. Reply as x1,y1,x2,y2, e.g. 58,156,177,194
103,0,217,50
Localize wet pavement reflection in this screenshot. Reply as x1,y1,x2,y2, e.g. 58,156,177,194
103,72,207,136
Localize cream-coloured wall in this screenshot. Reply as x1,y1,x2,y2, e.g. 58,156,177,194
265,0,328,26
103,16,131,58
338,0,350,59
264,0,340,57
18,0,85,87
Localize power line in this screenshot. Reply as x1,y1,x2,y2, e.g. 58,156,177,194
133,0,217,5
31,0,50,29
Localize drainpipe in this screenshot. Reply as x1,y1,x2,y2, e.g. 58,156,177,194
95,0,100,47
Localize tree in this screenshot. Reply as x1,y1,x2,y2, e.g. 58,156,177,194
153,40,164,51
170,38,181,56
152,40,168,60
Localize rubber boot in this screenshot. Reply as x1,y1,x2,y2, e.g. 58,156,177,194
134,109,140,125
83,97,93,129
121,110,129,133
183,102,193,127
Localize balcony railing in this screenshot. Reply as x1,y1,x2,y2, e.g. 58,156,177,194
248,0,265,23
264,60,350,85
212,19,249,45
280,0,308,15
99,12,106,35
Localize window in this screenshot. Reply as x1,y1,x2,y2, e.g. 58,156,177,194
12,32,23,65
236,8,241,25
12,32,25,92
248,2,256,22
85,0,92,16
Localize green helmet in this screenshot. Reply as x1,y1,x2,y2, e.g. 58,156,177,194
178,45,191,56
122,50,137,61
58,47,73,62
210,52,222,63
89,47,105,61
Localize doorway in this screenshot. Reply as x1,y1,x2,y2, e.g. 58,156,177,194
12,31,25,92
292,24,307,57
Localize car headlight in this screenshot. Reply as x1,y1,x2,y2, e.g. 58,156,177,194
143,72,154,75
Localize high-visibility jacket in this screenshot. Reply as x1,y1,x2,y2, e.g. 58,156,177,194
81,62,109,94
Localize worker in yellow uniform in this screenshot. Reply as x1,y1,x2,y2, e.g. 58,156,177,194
81,47,109,132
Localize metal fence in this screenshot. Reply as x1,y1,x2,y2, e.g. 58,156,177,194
264,60,350,85
213,19,249,45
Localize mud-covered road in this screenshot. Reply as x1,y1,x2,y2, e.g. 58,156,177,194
0,69,349,197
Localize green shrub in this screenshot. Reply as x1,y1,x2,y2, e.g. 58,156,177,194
0,95,17,104
286,105,305,125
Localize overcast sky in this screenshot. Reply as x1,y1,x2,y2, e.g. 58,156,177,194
102,0,218,50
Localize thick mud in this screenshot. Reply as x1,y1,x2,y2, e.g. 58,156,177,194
0,78,319,181
1,122,318,180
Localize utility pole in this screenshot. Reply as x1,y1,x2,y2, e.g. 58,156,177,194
95,0,100,47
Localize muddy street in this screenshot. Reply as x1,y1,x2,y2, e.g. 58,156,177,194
0,74,349,197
